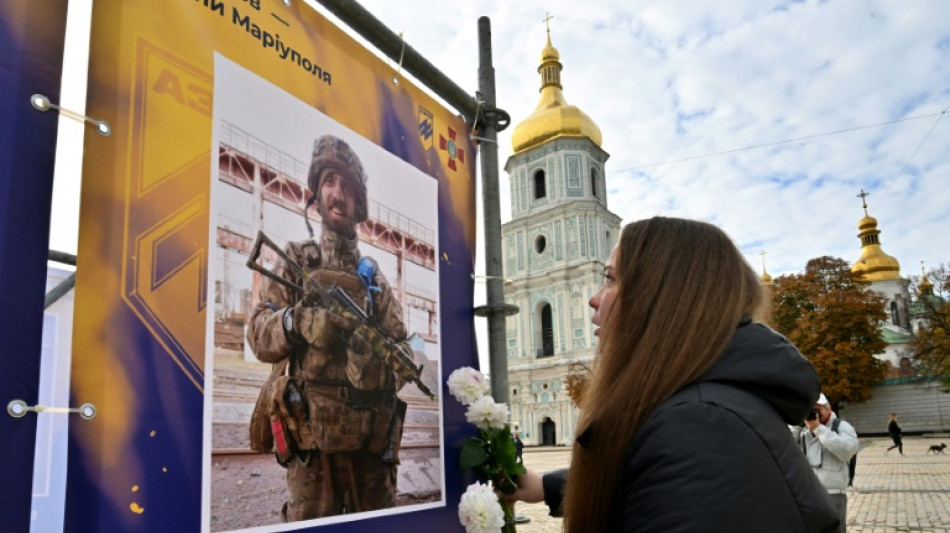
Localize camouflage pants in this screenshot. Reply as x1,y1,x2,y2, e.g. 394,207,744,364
281,450,397,521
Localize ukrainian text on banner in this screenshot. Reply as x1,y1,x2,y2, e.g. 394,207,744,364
71,1,476,532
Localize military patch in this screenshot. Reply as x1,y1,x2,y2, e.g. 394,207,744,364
439,126,465,171
418,105,434,152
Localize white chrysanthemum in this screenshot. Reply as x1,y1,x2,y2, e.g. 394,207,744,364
458,482,505,533
465,395,509,430
447,366,490,406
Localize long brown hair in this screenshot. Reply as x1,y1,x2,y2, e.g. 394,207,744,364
562,217,765,532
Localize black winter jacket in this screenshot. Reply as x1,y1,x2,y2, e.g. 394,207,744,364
543,321,839,532
888,419,902,437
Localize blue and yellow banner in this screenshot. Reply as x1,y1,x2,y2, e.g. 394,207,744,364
70,1,477,531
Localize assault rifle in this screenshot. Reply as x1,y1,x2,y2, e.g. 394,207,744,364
246,231,435,400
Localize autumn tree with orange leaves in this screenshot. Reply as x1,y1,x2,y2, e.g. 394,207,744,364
770,256,887,407
910,264,950,389
565,362,591,408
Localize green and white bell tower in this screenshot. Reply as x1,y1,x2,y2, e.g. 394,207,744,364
502,26,621,446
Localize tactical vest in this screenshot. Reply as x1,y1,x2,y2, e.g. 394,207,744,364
249,240,406,461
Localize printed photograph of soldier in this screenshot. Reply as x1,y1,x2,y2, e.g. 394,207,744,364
247,134,429,521
206,57,443,532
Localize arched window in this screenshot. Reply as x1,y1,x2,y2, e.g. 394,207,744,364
534,170,546,199
890,301,899,326
590,168,598,198
536,303,554,357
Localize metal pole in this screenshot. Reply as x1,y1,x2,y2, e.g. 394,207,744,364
48,249,76,266
314,0,478,123
44,272,75,310
45,250,77,308
477,17,509,404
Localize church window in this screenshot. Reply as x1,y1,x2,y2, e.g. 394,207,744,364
591,168,598,197
535,235,547,254
534,169,546,199
890,301,900,326
567,157,581,188
536,303,555,357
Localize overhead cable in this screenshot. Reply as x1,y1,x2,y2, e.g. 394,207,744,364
614,109,947,172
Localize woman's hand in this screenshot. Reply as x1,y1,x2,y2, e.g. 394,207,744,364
503,470,545,503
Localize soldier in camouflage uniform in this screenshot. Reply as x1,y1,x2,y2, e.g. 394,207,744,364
247,135,411,521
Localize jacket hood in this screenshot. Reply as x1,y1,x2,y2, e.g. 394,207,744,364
699,322,820,425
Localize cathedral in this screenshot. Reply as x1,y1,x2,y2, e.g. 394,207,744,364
502,29,620,446
850,191,915,372
498,31,948,440
820,193,950,433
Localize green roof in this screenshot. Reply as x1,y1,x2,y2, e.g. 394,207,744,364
882,328,912,344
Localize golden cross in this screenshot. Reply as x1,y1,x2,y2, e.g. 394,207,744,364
759,250,768,273
857,188,870,214
543,12,554,36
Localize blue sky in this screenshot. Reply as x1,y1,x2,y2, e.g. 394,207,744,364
322,0,950,281
51,1,950,370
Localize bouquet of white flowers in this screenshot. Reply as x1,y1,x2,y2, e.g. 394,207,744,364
448,367,524,533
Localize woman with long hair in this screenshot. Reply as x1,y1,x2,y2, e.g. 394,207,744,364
510,217,838,532
886,413,903,455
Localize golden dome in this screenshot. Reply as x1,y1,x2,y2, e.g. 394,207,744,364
541,38,559,62
852,245,902,282
851,193,901,282
758,251,772,284
858,215,877,231
919,263,934,296
511,32,602,153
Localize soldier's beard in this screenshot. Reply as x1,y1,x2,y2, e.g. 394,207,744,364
317,204,357,240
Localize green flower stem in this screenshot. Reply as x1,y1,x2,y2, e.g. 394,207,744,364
500,496,517,533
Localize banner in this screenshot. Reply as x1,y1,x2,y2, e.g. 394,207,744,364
0,2,69,532
71,1,477,532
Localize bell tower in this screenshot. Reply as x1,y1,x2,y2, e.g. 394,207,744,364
502,19,621,445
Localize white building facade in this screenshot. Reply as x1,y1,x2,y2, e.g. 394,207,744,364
502,30,620,445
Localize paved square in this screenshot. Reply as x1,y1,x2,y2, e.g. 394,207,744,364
510,436,950,532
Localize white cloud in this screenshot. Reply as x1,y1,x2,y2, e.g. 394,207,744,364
311,0,950,366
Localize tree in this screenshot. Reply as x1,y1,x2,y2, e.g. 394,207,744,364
909,264,950,388
770,256,887,405
565,362,591,408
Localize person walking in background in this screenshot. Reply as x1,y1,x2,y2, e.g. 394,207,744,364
507,217,839,532
513,433,524,463
887,412,903,455
791,394,859,533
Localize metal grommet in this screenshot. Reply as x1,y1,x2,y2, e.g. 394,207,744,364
7,399,28,418
95,121,111,136
79,403,97,420
30,94,51,111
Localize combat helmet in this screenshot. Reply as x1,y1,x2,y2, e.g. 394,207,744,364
307,135,368,223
